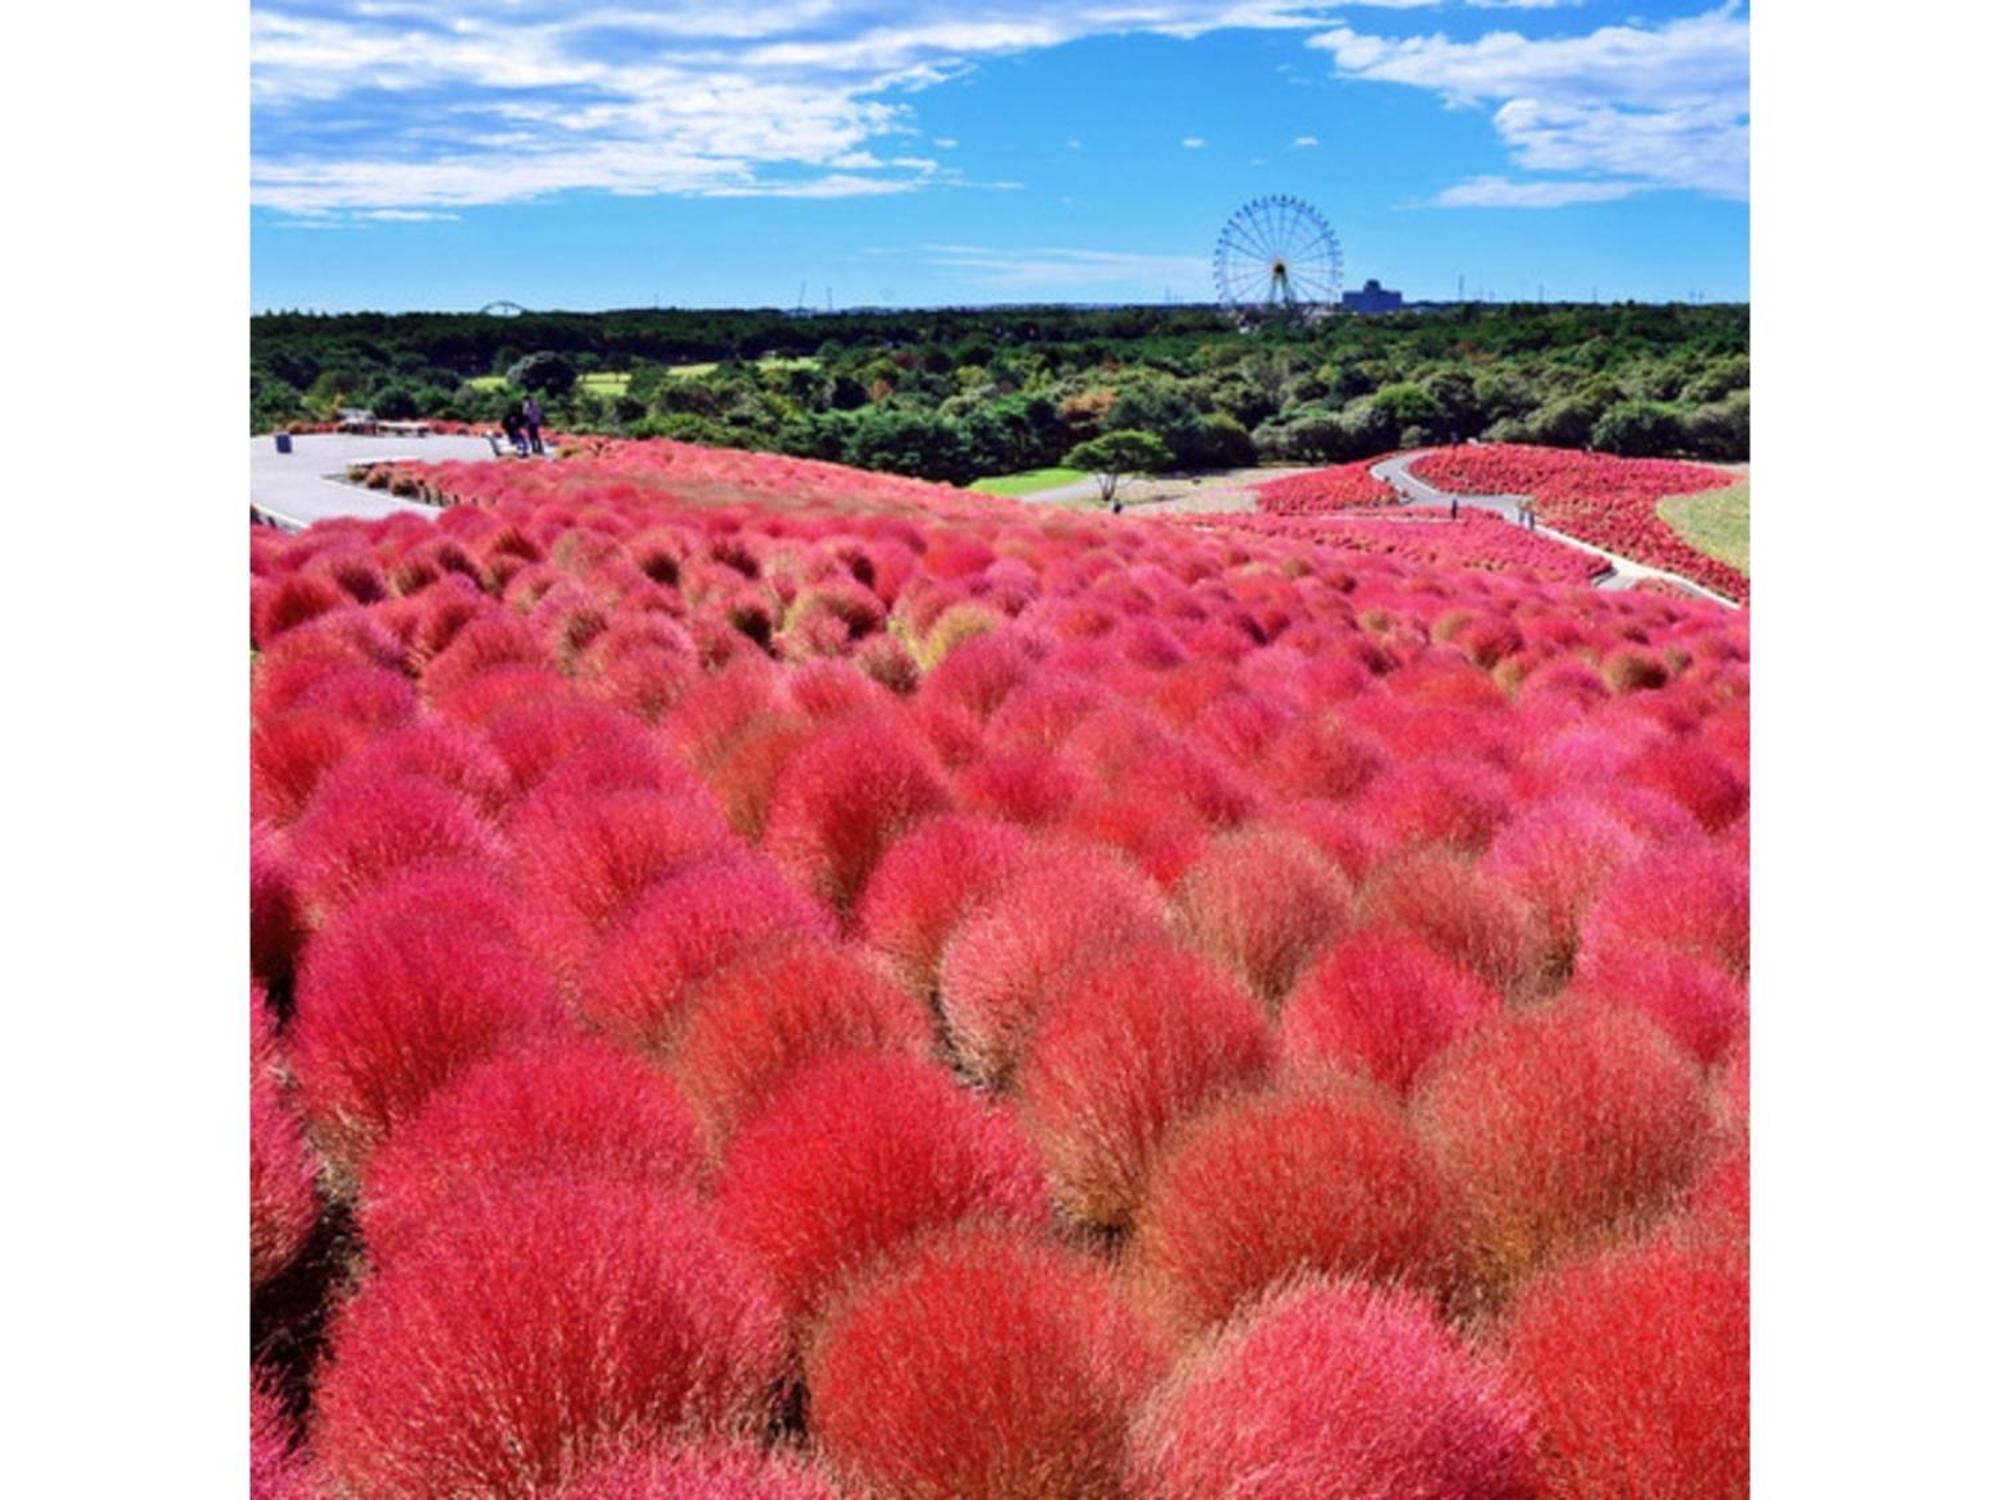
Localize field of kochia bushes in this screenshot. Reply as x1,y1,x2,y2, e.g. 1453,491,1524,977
1406,445,1747,603
250,438,1747,1499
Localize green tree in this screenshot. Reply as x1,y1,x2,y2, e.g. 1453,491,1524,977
1591,400,1687,458
1065,429,1172,506
505,350,579,396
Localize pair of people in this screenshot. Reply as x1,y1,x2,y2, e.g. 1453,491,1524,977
499,396,545,456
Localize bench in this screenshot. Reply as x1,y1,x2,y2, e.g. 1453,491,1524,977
336,407,378,435
378,420,432,438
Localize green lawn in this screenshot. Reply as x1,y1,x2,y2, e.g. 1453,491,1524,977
970,467,1090,497
578,371,629,397
1659,481,1750,574
667,356,820,379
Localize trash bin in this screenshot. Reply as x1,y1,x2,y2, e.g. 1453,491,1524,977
274,432,293,454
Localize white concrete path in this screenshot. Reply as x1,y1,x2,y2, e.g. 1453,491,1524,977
250,433,519,530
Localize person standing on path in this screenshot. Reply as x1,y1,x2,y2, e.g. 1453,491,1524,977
523,395,545,455
501,404,525,455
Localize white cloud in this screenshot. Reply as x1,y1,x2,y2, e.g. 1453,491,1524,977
1292,134,1320,147
251,2,1334,214
1433,174,1648,207
932,136,959,148
1065,138,1084,150
1182,136,1208,148
918,242,1212,292
1309,2,1747,201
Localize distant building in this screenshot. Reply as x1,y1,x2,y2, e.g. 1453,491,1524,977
1342,278,1405,314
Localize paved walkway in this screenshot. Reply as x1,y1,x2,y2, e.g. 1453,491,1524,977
249,433,516,530
1369,449,1742,609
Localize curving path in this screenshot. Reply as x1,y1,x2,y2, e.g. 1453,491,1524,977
249,433,529,530
1367,449,1742,609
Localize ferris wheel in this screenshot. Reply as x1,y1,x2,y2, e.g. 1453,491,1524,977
1213,195,1343,316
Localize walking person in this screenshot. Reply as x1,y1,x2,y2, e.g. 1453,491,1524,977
524,394,545,456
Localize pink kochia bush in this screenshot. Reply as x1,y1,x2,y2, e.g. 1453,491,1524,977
1281,927,1502,1094
1414,1003,1712,1298
288,863,563,1174
1128,1081,1456,1338
1125,1277,1538,1500
713,1051,1046,1329
252,1369,321,1500
1016,944,1274,1229
805,1226,1166,1500
937,842,1172,1086
313,1180,786,1500
355,1039,705,1264
1504,1230,1749,1500
551,1442,841,1500
855,814,1031,995
251,1061,319,1290
668,940,934,1151
1172,827,1352,1008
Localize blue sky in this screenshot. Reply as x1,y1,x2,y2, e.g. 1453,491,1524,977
250,2,1748,312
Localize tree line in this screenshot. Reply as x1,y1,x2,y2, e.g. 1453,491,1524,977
251,302,1749,482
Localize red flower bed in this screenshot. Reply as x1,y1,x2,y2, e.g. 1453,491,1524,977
1408,444,1746,602
1254,458,1401,514
249,435,1746,1495
1184,508,1610,587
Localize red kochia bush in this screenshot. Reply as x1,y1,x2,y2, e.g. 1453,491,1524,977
1504,1232,1748,1500
1016,945,1273,1229
252,1369,321,1500
510,788,736,981
356,1039,705,1264
551,1442,841,1500
1413,1003,1711,1297
762,712,953,915
1580,842,1749,980
289,864,562,1172
1361,848,1548,995
1572,937,1748,1066
713,1052,1045,1327
250,825,302,987
806,1226,1165,1500
937,843,1172,1086
855,814,1030,995
251,711,368,827
1128,1081,1455,1338
251,1056,319,1290
1625,740,1747,833
1482,797,1643,964
669,940,934,1150
1125,1277,1537,1500
313,1181,786,1500
1280,927,1502,1094
1172,827,1352,1007
578,854,833,1053
287,770,506,918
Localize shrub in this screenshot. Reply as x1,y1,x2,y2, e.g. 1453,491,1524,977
1412,1003,1711,1299
762,713,953,916
251,1056,319,1290
419,613,550,704
253,574,348,647
511,788,736,981
670,941,934,1151
578,854,833,1053
1016,945,1273,1229
289,864,563,1172
1172,827,1352,1008
937,843,1172,1086
356,1039,705,1264
1625,740,1747,833
805,1226,1164,1500
713,1052,1045,1328
1503,1231,1748,1500
955,747,1089,827
313,1181,786,1500
854,815,1030,995
250,825,302,988
1128,1081,1456,1337
251,711,367,827
287,770,506,919
1355,759,1513,855
1361,849,1549,996
1125,1277,1537,1500
1482,798,1644,969
252,1369,320,1500
324,716,514,820
1572,937,1748,1066
551,1443,841,1500
1580,842,1749,980
1280,927,1501,1094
